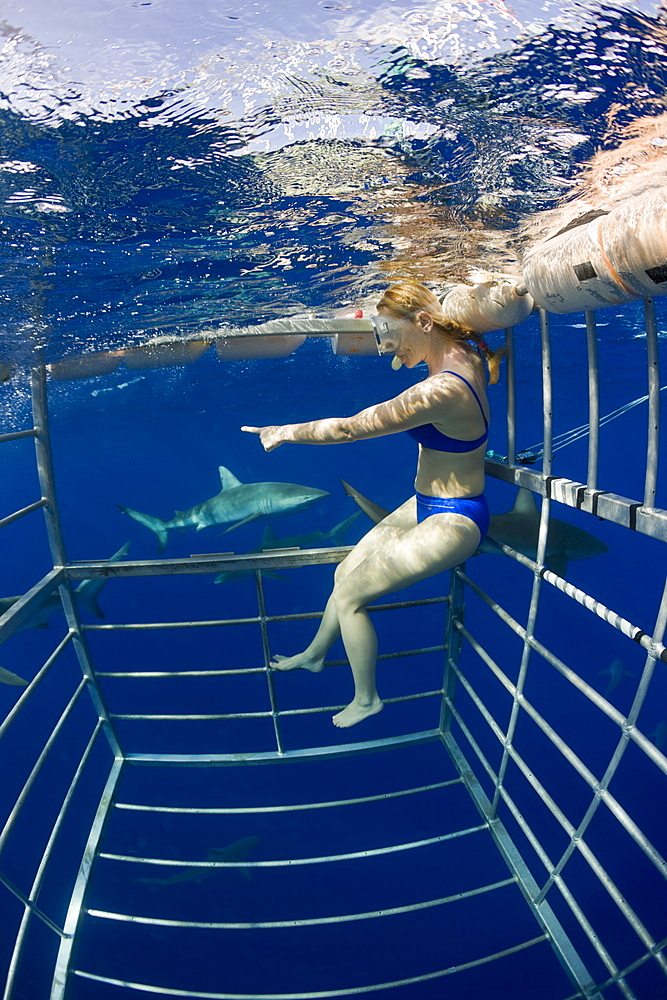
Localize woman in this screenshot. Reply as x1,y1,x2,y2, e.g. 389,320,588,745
242,280,499,728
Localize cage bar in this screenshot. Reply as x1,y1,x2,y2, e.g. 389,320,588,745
0,298,664,1000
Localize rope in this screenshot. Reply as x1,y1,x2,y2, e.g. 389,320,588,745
490,385,667,464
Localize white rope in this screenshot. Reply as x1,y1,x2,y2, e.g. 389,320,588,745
517,385,667,461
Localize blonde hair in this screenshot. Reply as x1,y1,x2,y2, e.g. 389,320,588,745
377,280,507,385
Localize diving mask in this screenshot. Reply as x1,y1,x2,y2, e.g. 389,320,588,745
370,315,403,369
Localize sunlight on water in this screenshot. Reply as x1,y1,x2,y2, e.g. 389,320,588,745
0,0,664,357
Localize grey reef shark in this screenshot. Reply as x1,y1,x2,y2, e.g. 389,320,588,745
119,466,329,553
135,835,260,887
341,480,608,576
597,657,636,696
214,511,361,584
0,542,131,687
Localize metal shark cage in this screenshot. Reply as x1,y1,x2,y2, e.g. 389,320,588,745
0,301,666,1000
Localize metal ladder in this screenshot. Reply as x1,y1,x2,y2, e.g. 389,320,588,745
0,304,665,999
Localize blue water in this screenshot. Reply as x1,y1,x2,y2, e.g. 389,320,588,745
1,1,667,998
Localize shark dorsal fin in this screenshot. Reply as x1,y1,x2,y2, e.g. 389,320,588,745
261,524,277,546
219,466,243,490
511,487,539,517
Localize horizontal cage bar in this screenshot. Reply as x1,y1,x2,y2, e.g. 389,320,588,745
86,876,517,929
71,934,549,999
114,778,463,814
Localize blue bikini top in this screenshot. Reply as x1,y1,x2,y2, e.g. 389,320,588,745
406,371,489,453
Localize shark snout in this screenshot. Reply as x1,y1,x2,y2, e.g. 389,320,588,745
302,488,329,502
292,488,329,510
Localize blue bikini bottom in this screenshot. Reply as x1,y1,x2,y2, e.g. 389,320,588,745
415,491,489,540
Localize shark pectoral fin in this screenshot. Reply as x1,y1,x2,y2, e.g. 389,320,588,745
75,580,106,619
82,596,105,619
339,479,391,524
545,554,568,577
219,513,262,534
219,466,243,490
238,866,253,881
264,570,289,581
0,667,29,686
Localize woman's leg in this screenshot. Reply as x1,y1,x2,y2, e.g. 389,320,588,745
270,591,340,673
271,498,417,672
331,511,482,727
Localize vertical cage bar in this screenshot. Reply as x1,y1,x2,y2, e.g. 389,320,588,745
3,721,104,1000
540,308,554,479
31,363,66,565
50,757,124,1000
643,297,660,508
255,570,285,755
490,310,553,819
585,310,600,493
505,326,516,466
443,732,604,1000
31,361,124,759
0,678,88,854
536,574,667,916
439,564,465,734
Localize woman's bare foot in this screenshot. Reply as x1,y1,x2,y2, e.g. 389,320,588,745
332,697,383,728
270,652,325,673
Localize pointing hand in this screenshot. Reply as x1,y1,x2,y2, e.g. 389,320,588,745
241,425,285,451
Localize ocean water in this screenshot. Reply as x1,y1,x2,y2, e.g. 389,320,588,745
0,1,666,998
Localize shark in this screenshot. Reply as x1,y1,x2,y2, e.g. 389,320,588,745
0,667,28,686
478,487,609,576
0,542,131,635
340,479,391,525
214,511,361,584
341,480,608,576
135,835,260,887
597,658,636,696
119,466,329,553
648,721,667,751
0,541,131,686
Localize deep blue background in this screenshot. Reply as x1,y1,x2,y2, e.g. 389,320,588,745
0,1,667,997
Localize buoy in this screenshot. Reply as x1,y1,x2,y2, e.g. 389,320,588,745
47,352,124,381
123,340,210,369
439,276,534,332
215,335,306,359
332,332,377,355
522,188,667,312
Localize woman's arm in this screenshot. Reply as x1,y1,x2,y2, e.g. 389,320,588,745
242,378,453,451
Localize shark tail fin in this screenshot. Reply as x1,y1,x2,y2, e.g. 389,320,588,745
110,541,132,562
118,505,169,553
329,511,361,543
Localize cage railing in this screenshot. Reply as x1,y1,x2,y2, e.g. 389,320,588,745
0,298,666,999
